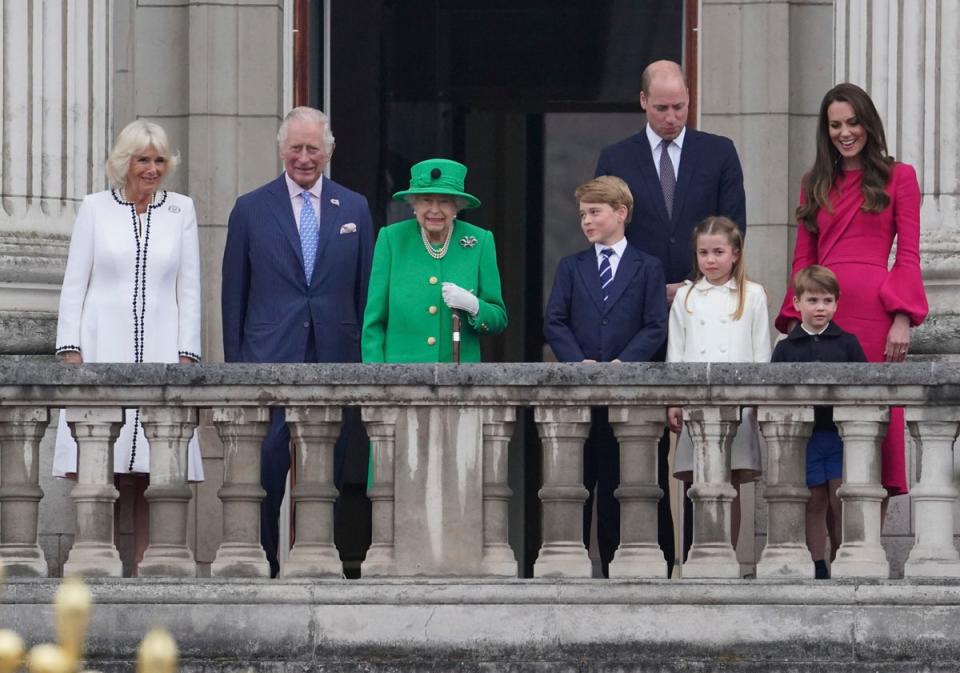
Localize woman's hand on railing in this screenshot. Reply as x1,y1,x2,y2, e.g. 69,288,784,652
62,351,82,364
179,356,193,364
667,406,683,433
885,313,911,362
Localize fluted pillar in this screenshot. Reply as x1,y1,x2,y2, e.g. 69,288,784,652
835,0,960,356
211,406,270,578
62,407,123,578
362,406,400,576
607,406,666,579
533,405,592,578
832,406,890,578
480,406,518,576
756,406,814,578
904,407,960,577
0,0,113,353
0,407,49,576
283,405,343,578
137,407,198,577
683,406,740,579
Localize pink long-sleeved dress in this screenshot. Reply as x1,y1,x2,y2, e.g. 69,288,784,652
776,163,928,496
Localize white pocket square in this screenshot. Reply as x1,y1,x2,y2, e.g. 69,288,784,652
339,222,357,234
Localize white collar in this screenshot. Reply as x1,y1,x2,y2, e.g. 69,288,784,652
801,322,831,336
646,124,687,153
594,237,628,259
690,276,738,292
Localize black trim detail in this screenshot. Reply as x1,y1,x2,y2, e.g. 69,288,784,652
55,345,81,354
178,351,201,362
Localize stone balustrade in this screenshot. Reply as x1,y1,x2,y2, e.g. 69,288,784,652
1,361,959,580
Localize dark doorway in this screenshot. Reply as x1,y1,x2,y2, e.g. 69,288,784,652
310,0,685,575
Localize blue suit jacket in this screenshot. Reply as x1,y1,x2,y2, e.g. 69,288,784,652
545,243,667,362
595,127,746,284
222,174,373,363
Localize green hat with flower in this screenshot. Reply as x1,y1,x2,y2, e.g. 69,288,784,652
392,158,481,209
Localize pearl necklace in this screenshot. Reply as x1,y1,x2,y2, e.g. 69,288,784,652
420,223,454,260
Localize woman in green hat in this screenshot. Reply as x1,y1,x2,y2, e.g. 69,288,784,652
362,158,507,362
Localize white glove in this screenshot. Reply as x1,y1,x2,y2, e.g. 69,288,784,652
441,282,479,317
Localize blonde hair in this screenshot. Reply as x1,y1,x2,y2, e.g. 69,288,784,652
575,175,634,223
685,216,749,320
105,120,180,189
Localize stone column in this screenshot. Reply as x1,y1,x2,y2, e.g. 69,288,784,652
832,406,890,578
533,406,591,578
480,406,517,576
362,406,400,576
683,406,740,579
0,1,113,353
606,406,667,579
137,407,198,577
903,407,960,577
62,408,123,578
835,1,960,356
756,406,814,578
210,406,270,578
283,405,343,578
0,407,49,576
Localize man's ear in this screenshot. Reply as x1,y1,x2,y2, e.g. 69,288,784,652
639,91,648,112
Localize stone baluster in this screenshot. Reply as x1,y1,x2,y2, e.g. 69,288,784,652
904,407,960,577
362,406,400,576
832,406,890,578
62,408,123,578
607,406,667,578
211,406,271,578
533,406,592,577
480,406,518,576
283,405,343,577
756,406,814,578
682,406,740,578
137,407,198,577
0,407,50,576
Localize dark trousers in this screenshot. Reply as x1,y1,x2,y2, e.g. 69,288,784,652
583,409,675,578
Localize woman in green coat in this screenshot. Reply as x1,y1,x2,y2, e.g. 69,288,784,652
362,158,507,363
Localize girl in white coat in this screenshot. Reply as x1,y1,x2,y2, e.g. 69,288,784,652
667,216,771,550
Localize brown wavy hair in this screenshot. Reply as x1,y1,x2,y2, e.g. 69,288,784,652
797,83,894,233
685,216,749,321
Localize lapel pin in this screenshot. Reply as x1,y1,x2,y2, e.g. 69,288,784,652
168,204,181,213
330,198,340,206
459,235,478,248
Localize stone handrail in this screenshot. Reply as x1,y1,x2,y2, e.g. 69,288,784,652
0,362,957,580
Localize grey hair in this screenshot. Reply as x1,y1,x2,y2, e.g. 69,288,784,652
277,107,335,152
404,194,469,211
105,119,180,189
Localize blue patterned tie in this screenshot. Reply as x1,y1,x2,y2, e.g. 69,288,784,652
300,191,319,282
599,248,615,302
660,139,676,218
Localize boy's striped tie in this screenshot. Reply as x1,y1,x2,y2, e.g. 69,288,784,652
599,247,615,302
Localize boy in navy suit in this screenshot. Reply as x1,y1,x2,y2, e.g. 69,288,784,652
544,176,668,577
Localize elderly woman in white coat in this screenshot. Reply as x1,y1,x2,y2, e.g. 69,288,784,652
55,119,203,568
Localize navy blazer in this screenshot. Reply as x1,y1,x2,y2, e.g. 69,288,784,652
222,174,373,363
545,243,667,362
595,127,746,284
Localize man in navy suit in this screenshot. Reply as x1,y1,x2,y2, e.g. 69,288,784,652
222,107,373,577
595,60,747,573
545,176,667,577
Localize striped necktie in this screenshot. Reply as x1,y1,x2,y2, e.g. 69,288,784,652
599,247,615,302
300,191,319,282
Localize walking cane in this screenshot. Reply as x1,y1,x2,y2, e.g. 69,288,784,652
452,313,461,363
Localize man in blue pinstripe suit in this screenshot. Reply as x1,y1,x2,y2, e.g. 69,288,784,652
222,106,374,577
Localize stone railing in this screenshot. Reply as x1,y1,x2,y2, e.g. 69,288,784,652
0,362,958,580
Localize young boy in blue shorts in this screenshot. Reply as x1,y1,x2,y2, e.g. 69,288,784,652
544,176,668,577
771,265,867,579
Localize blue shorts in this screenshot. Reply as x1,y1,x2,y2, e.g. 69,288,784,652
806,430,843,488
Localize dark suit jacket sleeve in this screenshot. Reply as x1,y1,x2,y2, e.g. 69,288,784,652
221,200,250,363
846,333,868,363
594,150,611,178
355,196,374,327
616,257,668,362
770,340,786,362
544,257,586,362
718,138,747,235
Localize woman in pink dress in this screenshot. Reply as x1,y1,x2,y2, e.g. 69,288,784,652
776,82,928,500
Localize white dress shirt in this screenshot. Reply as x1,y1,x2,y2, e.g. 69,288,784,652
646,124,685,179
285,172,323,232
594,237,628,279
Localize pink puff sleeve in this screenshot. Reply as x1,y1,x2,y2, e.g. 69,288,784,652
774,186,819,334
878,163,928,326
